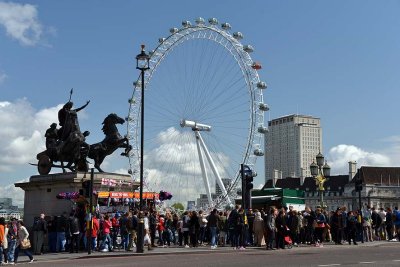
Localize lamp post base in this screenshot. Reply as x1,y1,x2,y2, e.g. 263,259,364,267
136,219,144,253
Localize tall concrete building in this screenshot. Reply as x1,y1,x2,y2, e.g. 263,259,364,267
265,114,322,183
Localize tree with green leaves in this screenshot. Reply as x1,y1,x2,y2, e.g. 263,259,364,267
171,202,184,212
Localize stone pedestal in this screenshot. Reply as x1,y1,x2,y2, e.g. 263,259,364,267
15,172,139,227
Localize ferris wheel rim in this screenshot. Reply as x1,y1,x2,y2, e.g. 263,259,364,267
127,18,266,206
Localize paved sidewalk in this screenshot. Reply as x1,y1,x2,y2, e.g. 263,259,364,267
17,240,398,264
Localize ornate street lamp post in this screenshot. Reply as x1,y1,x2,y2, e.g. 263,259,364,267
310,152,331,209
136,44,150,253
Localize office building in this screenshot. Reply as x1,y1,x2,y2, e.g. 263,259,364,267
265,114,322,183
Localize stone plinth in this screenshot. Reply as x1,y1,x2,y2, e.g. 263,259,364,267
15,172,139,227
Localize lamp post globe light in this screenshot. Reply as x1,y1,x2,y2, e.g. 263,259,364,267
136,44,150,253
310,152,331,209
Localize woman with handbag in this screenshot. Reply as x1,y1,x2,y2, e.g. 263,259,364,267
14,221,34,264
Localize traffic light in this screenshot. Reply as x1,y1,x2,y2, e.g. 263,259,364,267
243,165,257,190
245,173,254,190
82,180,92,198
355,178,363,192
242,164,257,210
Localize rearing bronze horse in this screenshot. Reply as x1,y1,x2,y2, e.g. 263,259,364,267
88,113,132,172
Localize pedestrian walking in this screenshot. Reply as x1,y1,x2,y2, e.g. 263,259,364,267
14,221,34,264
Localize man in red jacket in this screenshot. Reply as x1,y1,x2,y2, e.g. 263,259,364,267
101,214,113,252
86,215,100,251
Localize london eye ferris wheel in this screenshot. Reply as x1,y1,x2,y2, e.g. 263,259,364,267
126,17,269,209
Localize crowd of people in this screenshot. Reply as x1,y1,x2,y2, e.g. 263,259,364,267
1,204,400,262
0,217,35,265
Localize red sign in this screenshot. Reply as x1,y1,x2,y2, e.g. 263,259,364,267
97,191,159,199
110,192,133,198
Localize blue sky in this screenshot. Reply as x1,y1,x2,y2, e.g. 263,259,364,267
1,0,400,206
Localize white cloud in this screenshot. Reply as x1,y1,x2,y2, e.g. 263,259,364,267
0,179,27,207
0,2,44,46
328,144,391,175
0,99,61,172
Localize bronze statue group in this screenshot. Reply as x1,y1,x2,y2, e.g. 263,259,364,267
40,97,131,174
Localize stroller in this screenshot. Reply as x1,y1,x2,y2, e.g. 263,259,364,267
283,226,293,249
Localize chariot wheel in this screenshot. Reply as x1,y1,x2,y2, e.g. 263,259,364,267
38,154,52,175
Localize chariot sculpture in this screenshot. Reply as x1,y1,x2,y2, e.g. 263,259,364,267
32,93,131,174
